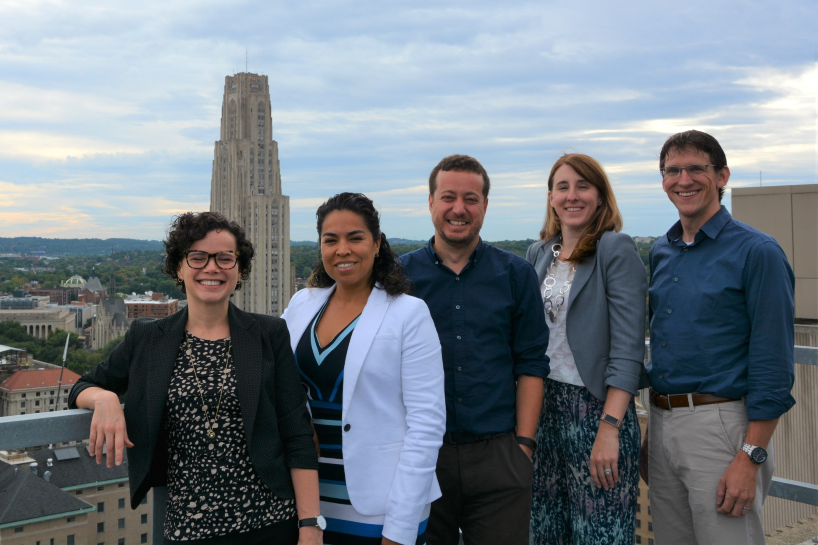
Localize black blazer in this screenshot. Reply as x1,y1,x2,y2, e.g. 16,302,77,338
69,303,318,509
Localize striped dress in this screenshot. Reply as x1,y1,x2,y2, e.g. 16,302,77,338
295,299,430,545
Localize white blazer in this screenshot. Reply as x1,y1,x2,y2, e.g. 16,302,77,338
282,284,445,545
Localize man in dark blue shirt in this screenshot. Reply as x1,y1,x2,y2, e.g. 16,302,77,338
643,130,795,545
400,154,550,545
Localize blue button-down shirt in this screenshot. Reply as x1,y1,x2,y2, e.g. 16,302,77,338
647,207,795,420
400,238,550,435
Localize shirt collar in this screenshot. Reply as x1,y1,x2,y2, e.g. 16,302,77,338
425,236,485,267
666,206,731,246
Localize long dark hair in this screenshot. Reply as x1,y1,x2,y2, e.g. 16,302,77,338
308,193,410,297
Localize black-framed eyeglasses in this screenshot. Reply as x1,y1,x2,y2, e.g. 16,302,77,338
183,250,240,270
660,164,718,178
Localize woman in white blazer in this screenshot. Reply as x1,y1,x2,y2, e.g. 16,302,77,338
282,192,445,545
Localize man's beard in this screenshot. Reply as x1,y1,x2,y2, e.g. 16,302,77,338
436,227,479,249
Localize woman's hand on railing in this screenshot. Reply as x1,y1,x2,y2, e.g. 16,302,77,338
87,389,134,468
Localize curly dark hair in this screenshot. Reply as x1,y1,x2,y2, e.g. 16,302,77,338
308,193,411,297
162,211,255,294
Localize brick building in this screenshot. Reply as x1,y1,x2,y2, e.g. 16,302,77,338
0,368,81,417
124,293,179,320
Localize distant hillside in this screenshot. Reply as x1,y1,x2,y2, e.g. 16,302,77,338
0,237,165,255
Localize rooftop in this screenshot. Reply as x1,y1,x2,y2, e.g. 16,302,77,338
0,462,93,527
0,368,81,392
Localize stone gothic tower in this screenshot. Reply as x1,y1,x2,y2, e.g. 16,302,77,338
210,73,291,316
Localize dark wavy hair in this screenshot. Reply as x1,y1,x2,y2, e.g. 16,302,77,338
308,193,411,297
162,211,255,293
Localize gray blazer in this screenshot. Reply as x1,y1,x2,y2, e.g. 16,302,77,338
526,230,649,401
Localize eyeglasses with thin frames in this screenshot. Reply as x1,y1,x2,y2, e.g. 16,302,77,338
660,164,718,179
183,250,240,270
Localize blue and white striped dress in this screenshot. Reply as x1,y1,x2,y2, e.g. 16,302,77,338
295,299,429,545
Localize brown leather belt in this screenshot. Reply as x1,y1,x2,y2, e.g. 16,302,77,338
650,389,740,410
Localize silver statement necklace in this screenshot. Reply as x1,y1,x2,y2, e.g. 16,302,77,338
542,240,577,323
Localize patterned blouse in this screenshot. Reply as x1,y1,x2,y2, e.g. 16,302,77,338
163,333,295,541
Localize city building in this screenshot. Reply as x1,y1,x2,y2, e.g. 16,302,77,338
91,254,130,350
0,367,79,417
61,275,87,291
124,292,178,320
0,447,152,545
0,308,76,340
732,184,817,320
210,72,292,316
29,287,80,306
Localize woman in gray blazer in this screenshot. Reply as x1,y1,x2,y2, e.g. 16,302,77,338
527,154,648,544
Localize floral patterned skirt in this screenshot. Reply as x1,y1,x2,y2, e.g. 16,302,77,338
531,378,641,545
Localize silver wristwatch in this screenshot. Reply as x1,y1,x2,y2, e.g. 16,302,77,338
298,515,327,530
741,442,768,464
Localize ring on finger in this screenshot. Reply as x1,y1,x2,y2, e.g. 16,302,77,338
742,506,751,511
603,468,612,475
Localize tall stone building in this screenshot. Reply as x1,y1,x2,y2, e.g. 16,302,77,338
210,72,291,316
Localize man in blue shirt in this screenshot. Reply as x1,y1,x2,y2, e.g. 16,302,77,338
400,154,550,545
643,130,795,545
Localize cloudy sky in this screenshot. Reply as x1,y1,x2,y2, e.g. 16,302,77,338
1,0,816,242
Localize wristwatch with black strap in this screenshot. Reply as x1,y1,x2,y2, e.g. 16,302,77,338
298,515,327,530
516,436,537,452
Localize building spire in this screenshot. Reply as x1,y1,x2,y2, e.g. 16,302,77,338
108,247,116,301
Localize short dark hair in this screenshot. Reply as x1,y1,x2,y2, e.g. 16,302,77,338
308,193,411,297
428,154,490,198
162,211,254,293
659,130,728,201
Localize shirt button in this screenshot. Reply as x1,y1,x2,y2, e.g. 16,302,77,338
458,398,462,402
674,278,679,282
457,366,462,371
684,247,689,252
457,336,462,340
435,261,439,265
343,424,351,431
456,277,460,281
456,305,460,309
667,309,672,314
662,342,667,347
659,374,664,379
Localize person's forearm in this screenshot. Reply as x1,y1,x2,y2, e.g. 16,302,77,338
744,418,779,449
515,375,544,440
290,468,320,519
75,386,115,410
600,387,632,423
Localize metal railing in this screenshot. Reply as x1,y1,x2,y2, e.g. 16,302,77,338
1,345,816,543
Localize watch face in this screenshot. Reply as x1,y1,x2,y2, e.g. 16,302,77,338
317,515,327,530
751,447,768,464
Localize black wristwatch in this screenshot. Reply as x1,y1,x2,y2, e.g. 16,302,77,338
298,515,327,530
741,443,768,464
516,436,537,452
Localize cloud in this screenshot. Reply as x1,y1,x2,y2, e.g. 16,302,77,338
0,0,815,240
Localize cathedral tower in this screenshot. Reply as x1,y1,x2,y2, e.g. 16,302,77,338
210,73,291,316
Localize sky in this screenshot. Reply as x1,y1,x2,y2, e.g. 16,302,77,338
0,0,816,242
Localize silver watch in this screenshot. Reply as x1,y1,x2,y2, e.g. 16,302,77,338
741,442,768,464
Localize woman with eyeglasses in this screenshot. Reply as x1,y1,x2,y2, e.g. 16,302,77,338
70,212,322,545
526,154,648,544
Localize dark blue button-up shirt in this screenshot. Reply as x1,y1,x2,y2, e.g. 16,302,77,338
400,238,550,435
647,207,796,420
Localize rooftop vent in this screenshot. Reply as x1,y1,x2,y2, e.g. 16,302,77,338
29,462,38,476
43,470,52,482
47,458,53,467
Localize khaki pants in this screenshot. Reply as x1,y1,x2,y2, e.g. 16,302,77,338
648,399,774,545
